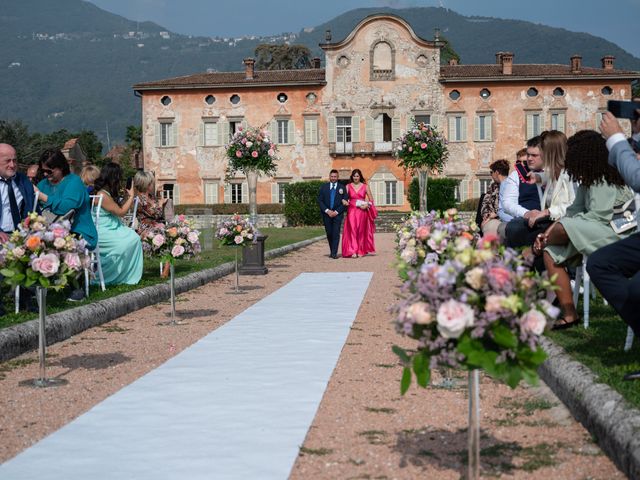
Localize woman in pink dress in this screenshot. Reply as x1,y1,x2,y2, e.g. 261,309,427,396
341,169,376,258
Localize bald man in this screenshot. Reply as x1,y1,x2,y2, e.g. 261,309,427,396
0,144,35,243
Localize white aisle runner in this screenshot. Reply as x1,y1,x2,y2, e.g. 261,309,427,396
0,272,373,480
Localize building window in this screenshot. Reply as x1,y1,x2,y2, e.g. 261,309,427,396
203,181,218,204
413,114,431,127
453,183,461,202
601,86,613,95
230,94,241,104
370,172,403,206
553,87,565,97
157,121,176,147
277,93,288,103
526,112,543,138
160,95,172,106
277,119,289,144
231,183,243,204
304,117,318,144
336,116,352,153
550,111,566,133
527,87,539,97
385,181,397,205
202,120,218,146
277,183,286,203
479,88,491,100
596,110,606,129
228,119,243,140
205,95,216,105
449,90,461,101
376,113,393,142
448,114,467,142
474,114,492,141
161,183,179,204
479,178,492,195
370,41,394,80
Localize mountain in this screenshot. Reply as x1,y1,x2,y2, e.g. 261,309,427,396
0,0,638,147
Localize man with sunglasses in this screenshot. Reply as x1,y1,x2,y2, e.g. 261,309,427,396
0,143,36,314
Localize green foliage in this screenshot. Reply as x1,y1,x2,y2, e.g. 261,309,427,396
396,123,448,173
439,34,460,64
174,203,284,215
458,197,481,212
408,177,459,211
255,44,312,70
226,125,277,177
283,181,324,226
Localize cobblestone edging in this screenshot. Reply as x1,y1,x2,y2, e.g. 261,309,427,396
539,338,640,479
0,236,325,363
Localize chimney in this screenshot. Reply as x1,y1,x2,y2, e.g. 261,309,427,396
570,55,582,73
501,52,513,75
312,57,321,69
243,58,255,80
495,52,504,64
325,29,332,43
601,55,615,70
448,58,458,66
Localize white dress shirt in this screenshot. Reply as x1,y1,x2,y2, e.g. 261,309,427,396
0,176,24,232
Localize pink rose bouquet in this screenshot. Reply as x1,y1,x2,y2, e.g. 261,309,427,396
216,214,256,247
393,234,558,392
0,212,90,290
395,122,448,173
225,125,278,177
142,215,201,263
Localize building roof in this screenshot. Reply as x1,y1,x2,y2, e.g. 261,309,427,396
440,64,639,82
134,68,326,91
105,144,126,161
63,138,78,149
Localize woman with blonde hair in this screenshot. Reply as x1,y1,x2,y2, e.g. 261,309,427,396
133,170,167,239
80,165,100,194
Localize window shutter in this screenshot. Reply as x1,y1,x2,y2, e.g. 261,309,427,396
369,181,377,205
448,116,456,141
304,119,311,144
431,114,439,128
397,180,405,206
241,119,248,130
270,120,277,143
224,183,231,204
376,181,385,205
485,116,492,141
526,114,534,140
154,123,161,147
539,113,545,133
461,179,468,200
472,179,480,198
365,116,374,142
391,117,401,141
557,113,565,133
596,112,603,129
288,120,295,144
170,123,177,147
327,117,336,143
374,115,383,142
474,116,480,141
271,183,278,203
408,115,415,129
199,123,204,146
311,118,318,144
173,184,180,205
351,116,360,142
241,182,248,203
460,117,468,141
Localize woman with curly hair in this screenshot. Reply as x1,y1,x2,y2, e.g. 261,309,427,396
534,130,634,328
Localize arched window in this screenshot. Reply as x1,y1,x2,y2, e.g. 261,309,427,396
370,41,394,80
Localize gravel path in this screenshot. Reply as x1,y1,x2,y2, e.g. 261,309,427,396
0,233,624,479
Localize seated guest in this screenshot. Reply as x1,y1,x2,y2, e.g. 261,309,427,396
480,159,510,236
534,130,634,328
80,165,100,194
26,164,39,185
502,138,545,247
93,162,143,286
588,111,640,381
133,171,167,238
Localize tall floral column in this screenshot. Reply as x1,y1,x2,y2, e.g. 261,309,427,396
395,122,448,212
226,125,277,274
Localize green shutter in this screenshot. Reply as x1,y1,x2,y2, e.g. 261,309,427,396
351,116,360,143
472,179,480,198
558,113,565,133
223,183,231,204
170,122,177,147
408,115,415,129
486,116,492,141
526,114,534,140
311,118,318,144
199,122,205,146
397,180,405,206
154,123,161,147
474,116,480,141
288,120,295,144
365,116,374,142
173,184,180,205
374,115,383,142
271,183,278,203
461,179,468,200
328,117,336,143
460,117,468,142
270,120,277,143
448,116,456,141
241,182,248,203
391,117,401,141
431,114,439,128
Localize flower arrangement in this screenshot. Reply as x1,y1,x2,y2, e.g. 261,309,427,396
0,212,90,290
395,209,478,279
393,234,558,392
142,215,201,263
226,124,278,177
395,122,448,173
216,214,256,247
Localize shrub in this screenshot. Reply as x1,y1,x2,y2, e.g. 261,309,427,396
458,197,481,212
174,204,284,215
284,181,325,226
407,177,460,212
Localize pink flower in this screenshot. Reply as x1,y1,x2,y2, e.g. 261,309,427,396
234,235,243,244
245,141,253,148
420,142,427,149
406,302,433,325
11,247,25,258
437,299,474,339
235,150,243,158
31,253,60,277
51,227,66,239
485,294,506,313
64,252,82,270
152,234,165,247
171,245,185,258
251,151,258,158
268,149,274,156
187,232,199,243
488,267,511,288
178,215,186,222
415,226,430,241
53,237,66,249
520,309,546,335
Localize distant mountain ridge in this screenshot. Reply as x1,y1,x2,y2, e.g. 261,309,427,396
0,0,638,146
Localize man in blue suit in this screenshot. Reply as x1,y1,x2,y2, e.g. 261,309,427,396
0,143,36,315
317,169,349,259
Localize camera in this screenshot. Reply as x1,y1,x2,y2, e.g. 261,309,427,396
607,100,640,120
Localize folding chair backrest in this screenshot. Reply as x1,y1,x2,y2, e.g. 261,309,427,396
127,196,140,228
90,194,103,224
32,191,39,212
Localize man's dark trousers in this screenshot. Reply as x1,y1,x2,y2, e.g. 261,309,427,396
587,233,640,337
322,212,344,258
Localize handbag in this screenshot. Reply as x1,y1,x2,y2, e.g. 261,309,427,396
610,198,637,234
41,208,76,226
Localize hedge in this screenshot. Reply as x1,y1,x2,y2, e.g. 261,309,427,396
283,180,326,226
174,203,285,215
458,197,481,212
407,177,460,212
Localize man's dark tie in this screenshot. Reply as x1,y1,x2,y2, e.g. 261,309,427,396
2,178,21,230
330,183,336,210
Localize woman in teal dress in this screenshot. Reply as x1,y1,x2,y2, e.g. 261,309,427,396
534,130,634,327
92,162,143,285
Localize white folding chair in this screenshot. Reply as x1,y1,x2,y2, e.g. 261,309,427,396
85,194,106,295
15,191,39,314
124,196,139,229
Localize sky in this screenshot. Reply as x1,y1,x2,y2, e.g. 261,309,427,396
88,0,640,58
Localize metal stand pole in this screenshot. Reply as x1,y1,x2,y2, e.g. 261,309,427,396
468,369,480,480
170,262,176,324
235,247,240,293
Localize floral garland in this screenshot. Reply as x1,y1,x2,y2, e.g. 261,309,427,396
0,213,90,290
141,215,201,263
216,214,256,247
395,122,448,173
226,125,278,177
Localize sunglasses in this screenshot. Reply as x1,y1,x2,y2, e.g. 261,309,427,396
42,168,54,175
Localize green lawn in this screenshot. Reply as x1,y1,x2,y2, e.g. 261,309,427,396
0,227,324,330
547,296,640,409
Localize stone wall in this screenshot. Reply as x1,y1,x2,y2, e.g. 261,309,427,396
186,214,288,230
